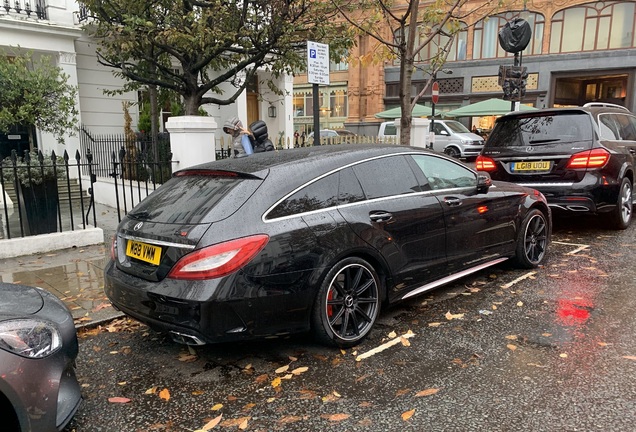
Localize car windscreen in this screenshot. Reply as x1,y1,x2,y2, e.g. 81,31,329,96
384,125,397,135
126,171,262,224
444,121,471,133
486,112,594,151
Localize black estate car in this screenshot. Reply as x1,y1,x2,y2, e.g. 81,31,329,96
105,145,551,348
476,103,636,229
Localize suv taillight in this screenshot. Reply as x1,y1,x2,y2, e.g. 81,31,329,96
476,155,497,171
168,235,269,280
566,148,610,169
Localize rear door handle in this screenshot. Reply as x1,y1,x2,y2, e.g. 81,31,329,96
369,211,393,223
444,197,462,207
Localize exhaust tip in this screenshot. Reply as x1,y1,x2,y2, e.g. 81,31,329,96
169,331,206,346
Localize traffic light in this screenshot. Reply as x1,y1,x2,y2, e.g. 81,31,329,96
499,66,528,101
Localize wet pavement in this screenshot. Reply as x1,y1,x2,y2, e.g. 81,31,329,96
0,202,124,327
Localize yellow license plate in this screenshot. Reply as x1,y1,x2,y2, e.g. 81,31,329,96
511,161,551,172
126,240,162,265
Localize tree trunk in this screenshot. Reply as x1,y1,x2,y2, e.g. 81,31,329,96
149,84,159,163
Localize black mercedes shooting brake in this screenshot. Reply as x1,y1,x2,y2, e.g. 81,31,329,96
476,103,636,229
105,144,551,348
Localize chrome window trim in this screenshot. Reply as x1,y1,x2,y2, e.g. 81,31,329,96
518,182,574,187
263,151,477,224
118,234,196,250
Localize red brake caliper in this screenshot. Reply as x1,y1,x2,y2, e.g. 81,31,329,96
327,289,334,317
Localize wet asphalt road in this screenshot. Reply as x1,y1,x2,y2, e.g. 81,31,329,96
64,215,636,432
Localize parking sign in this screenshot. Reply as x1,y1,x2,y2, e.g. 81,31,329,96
307,41,330,85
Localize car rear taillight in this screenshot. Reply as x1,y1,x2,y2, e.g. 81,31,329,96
566,148,610,169
168,235,269,280
475,155,497,171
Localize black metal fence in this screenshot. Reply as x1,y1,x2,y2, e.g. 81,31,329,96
0,149,97,239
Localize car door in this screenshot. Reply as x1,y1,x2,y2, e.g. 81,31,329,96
336,155,447,298
409,154,518,272
432,122,451,152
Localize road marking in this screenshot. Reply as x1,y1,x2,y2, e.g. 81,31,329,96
552,241,590,255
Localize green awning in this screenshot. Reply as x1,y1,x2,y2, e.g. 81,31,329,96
375,104,433,119
444,98,538,117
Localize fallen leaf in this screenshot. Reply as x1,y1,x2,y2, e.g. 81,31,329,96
271,377,282,388
159,388,170,401
507,344,518,351
505,335,518,340
321,413,351,422
400,337,411,347
428,322,442,327
211,404,223,411
395,389,411,397
623,356,636,360
253,374,268,386
560,353,568,358
201,414,222,430
388,331,397,338
291,366,309,375
415,388,440,397
517,301,524,307
242,403,256,411
278,416,303,424
401,409,415,421
238,418,248,430
542,333,552,337
445,311,464,320
289,356,298,362
275,365,289,374
108,397,131,403
220,417,250,427
192,390,205,396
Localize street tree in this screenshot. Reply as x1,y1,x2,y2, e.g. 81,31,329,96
0,50,78,145
333,0,502,146
81,0,354,121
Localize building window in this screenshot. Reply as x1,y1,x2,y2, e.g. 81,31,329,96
550,2,636,53
329,90,348,117
330,50,349,71
393,22,467,65
293,88,347,118
473,12,544,59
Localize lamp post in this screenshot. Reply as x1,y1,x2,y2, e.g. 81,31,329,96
429,68,453,149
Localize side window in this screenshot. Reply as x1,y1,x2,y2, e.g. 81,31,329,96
268,172,340,218
599,114,621,140
338,167,365,204
352,156,419,199
410,154,477,190
613,114,636,141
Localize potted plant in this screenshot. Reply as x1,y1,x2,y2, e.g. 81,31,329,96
1,150,64,235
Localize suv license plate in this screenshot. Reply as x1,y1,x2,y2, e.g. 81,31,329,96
511,161,551,172
126,240,161,265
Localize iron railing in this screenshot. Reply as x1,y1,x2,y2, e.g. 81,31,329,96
0,149,97,239
2,0,47,19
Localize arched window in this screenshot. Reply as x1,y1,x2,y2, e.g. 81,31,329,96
393,22,467,64
550,2,636,53
417,22,468,62
473,12,544,59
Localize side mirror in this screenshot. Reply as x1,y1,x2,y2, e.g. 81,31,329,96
477,172,492,194
439,130,450,136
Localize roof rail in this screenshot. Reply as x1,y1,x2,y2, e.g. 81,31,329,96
583,102,630,111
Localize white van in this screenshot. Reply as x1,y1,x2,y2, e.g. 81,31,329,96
430,120,485,159
378,120,484,159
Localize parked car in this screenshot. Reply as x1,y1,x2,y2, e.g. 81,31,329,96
430,119,485,159
476,103,636,229
104,144,551,348
0,283,82,432
307,129,339,138
377,121,398,143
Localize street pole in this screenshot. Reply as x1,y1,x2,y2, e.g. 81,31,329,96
313,83,320,146
430,73,437,149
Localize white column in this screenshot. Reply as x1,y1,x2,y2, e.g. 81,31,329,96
54,51,82,158
165,116,218,170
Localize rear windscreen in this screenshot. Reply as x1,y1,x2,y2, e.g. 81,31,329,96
126,174,260,224
486,112,594,150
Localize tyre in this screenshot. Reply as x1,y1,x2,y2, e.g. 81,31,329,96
512,209,548,269
608,177,633,230
311,257,380,348
444,146,461,158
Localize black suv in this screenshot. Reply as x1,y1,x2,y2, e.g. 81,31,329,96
476,103,636,229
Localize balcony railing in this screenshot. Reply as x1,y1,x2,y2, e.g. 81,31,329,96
2,0,47,19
